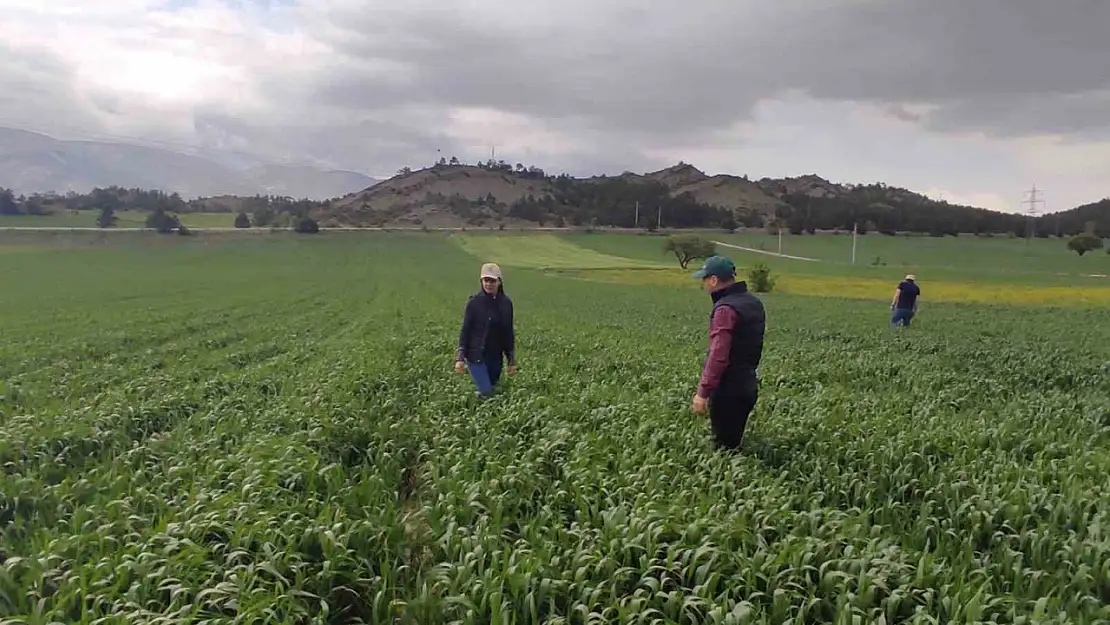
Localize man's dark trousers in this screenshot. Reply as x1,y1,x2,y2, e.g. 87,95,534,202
709,377,758,450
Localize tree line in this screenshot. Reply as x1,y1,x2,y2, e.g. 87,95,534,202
772,186,1109,239
3,168,1108,239
0,186,323,217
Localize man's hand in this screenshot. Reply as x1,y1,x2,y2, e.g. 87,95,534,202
454,360,466,374
506,364,517,375
691,394,708,414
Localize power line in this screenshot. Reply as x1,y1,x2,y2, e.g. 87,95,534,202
1022,184,1044,241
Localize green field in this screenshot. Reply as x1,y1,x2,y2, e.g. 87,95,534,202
570,232,1110,281
0,210,238,229
1,232,1108,623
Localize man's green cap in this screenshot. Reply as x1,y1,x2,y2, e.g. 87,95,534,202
692,255,736,279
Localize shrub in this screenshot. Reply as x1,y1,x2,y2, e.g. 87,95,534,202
294,217,320,234
747,262,775,293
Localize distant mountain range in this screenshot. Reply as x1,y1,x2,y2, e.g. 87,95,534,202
0,127,377,200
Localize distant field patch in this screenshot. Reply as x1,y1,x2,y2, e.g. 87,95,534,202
562,268,1110,307
0,211,236,228
0,244,55,254
454,234,671,269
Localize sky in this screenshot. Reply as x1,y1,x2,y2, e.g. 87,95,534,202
2,0,1109,213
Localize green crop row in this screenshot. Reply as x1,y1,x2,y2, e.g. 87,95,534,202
1,234,1108,624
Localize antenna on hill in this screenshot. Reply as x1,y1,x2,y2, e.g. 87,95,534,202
1022,184,1044,242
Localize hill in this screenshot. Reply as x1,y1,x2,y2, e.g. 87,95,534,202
327,164,555,227
647,163,787,214
316,161,1075,236
0,127,377,200
1041,198,1110,237
3,150,1107,238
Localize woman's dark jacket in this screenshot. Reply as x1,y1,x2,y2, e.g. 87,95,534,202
456,288,515,365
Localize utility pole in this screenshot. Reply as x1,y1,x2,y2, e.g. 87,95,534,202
1022,184,1044,242
634,201,639,228
851,221,858,265
657,205,661,230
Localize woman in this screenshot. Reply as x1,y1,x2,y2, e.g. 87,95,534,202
454,262,517,397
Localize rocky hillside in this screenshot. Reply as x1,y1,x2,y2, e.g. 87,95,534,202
327,165,556,227
323,162,787,227
655,164,787,214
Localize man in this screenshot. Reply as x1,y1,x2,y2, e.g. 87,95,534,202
890,274,921,327
690,255,766,450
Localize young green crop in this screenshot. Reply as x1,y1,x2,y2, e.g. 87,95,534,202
0,232,1107,624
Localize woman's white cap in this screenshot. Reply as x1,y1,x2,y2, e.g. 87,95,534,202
480,263,502,279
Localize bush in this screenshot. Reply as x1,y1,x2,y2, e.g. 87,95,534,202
747,263,775,293
294,217,320,234
146,208,181,234
96,207,117,229
1067,234,1103,256
234,212,251,228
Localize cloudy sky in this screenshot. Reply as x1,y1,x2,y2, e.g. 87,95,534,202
2,0,1108,212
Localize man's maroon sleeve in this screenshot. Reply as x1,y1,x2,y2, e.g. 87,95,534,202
697,306,739,398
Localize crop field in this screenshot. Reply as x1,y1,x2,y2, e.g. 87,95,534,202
1,232,1108,624
0,211,237,229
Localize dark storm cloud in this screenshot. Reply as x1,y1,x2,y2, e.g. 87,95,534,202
298,0,1110,143
5,0,1109,180
307,1,764,142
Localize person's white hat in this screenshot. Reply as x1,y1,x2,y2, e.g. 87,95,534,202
480,263,502,280
905,274,916,281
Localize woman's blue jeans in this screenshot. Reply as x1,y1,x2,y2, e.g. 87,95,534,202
466,357,503,397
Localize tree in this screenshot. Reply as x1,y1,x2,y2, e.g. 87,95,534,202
663,235,716,269
253,205,275,227
1067,233,1103,256
0,188,18,215
96,206,117,228
146,208,181,234
234,212,251,228
294,216,320,234
449,156,460,166
24,195,46,215
720,215,738,233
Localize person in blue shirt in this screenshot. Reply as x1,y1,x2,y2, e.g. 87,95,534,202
890,274,921,327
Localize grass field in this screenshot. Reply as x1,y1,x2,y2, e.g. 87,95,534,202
564,232,1110,305
1,232,1108,623
0,210,238,229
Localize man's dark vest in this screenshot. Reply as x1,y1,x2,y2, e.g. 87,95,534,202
711,281,766,391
